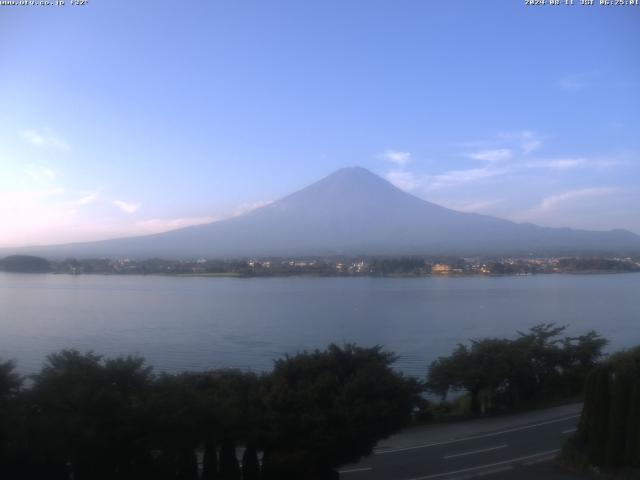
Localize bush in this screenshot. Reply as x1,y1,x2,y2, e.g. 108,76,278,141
427,324,608,415
565,346,640,472
0,344,421,479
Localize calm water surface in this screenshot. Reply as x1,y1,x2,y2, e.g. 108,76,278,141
1,273,639,377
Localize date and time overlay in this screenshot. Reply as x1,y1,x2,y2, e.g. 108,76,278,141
526,0,638,6
1,0,639,7
0,0,87,6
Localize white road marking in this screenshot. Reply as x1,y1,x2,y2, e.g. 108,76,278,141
415,465,514,480
407,449,560,480
475,465,514,477
443,444,508,459
338,466,373,474
523,455,557,466
562,428,577,434
375,414,579,455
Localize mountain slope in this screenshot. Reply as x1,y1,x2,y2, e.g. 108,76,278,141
6,167,640,259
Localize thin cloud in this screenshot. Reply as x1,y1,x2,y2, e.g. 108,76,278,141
24,164,56,182
113,200,141,214
556,72,600,93
133,200,273,236
507,187,622,227
378,149,412,166
384,170,421,191
462,131,543,156
72,192,100,206
508,187,630,230
520,131,542,154
536,187,619,212
524,158,622,171
526,158,588,170
385,166,508,192
557,76,585,92
467,149,512,163
135,216,216,233
496,130,543,155
427,166,508,190
20,128,70,151
232,200,273,217
0,189,77,248
447,199,502,213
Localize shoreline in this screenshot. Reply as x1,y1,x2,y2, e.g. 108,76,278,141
2,270,639,279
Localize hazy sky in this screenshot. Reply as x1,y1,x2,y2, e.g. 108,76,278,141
1,1,639,247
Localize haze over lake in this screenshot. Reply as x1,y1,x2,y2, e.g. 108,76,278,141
2,272,639,377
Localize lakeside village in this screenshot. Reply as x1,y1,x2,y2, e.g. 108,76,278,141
2,254,639,276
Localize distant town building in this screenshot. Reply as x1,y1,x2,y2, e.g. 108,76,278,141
432,263,451,274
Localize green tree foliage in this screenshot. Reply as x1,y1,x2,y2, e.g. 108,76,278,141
219,437,241,480
0,255,50,273
369,257,427,275
29,351,155,480
606,367,633,467
586,367,611,466
176,448,199,480
577,368,597,450
572,346,640,469
202,437,219,479
427,324,608,414
557,258,639,273
626,383,640,468
560,331,610,394
0,360,24,478
241,443,260,480
426,340,517,414
260,344,423,479
0,344,420,479
0,360,22,402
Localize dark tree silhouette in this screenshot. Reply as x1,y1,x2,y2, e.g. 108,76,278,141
219,437,241,480
0,255,50,273
626,383,640,467
202,437,220,479
28,351,154,480
428,324,608,415
0,360,22,401
241,442,261,480
260,344,422,479
569,346,640,469
0,343,427,478
177,448,198,480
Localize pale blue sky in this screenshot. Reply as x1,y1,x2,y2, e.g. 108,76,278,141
1,0,639,247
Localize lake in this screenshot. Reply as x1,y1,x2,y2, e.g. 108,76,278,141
1,272,639,377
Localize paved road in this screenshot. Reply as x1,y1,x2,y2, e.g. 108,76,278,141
338,404,583,480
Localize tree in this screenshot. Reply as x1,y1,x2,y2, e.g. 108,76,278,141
0,255,50,273
576,368,597,444
0,360,22,402
571,346,640,469
29,350,154,480
429,337,529,413
180,369,264,478
605,367,633,467
219,437,241,480
146,373,202,479
427,325,608,415
625,382,640,467
202,437,219,479
0,360,24,479
559,330,609,396
241,442,261,480
260,344,422,479
427,344,471,401
176,448,199,480
513,323,567,400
